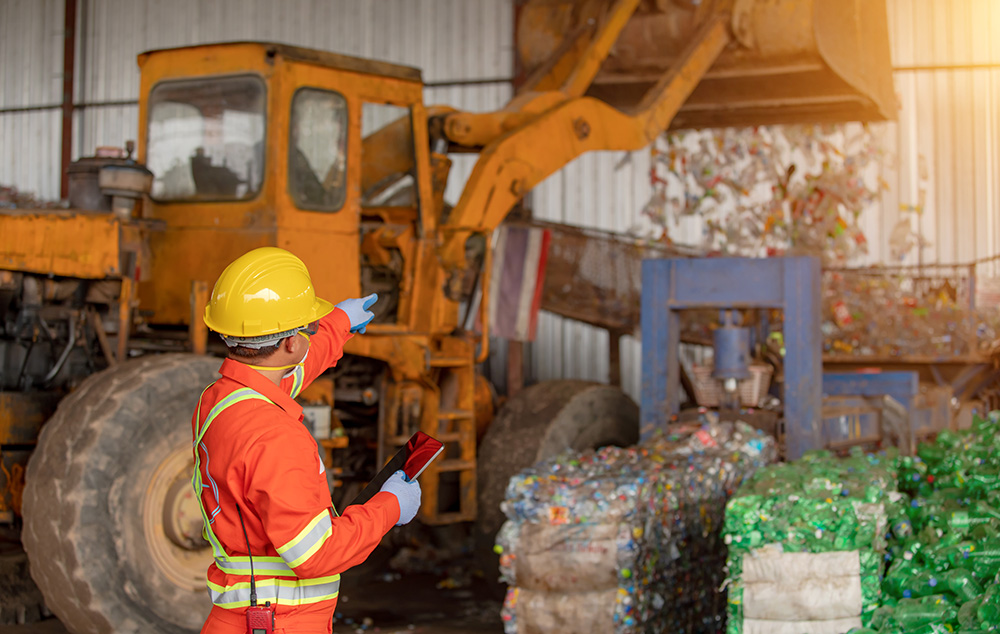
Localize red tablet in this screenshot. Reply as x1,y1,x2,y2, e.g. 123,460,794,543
347,431,444,507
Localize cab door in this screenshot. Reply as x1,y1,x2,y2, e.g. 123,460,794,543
275,58,429,329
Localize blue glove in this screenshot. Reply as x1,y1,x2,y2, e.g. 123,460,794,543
379,470,421,526
335,293,378,333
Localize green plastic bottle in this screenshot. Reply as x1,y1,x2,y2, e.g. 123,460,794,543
883,559,920,598
970,522,999,541
898,570,944,599
891,515,915,539
958,596,983,628
936,542,975,571
893,597,958,628
907,625,961,634
936,429,964,449
966,472,1000,498
918,442,947,465
949,507,1000,536
970,540,1000,579
941,568,984,602
869,605,898,630
977,599,1000,625
976,584,1000,624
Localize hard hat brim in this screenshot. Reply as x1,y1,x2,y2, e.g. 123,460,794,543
204,296,336,338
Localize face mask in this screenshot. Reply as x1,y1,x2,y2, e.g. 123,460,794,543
282,343,309,378
247,331,311,376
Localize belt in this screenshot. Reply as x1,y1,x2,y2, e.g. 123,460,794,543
202,604,334,634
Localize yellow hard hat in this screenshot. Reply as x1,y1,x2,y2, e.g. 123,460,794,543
204,247,333,342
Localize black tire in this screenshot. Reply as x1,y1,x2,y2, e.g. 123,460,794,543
474,380,639,586
22,354,222,634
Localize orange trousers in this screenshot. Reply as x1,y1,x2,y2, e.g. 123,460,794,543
201,605,333,634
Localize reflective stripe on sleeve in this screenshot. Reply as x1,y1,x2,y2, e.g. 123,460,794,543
207,574,341,609
276,510,333,568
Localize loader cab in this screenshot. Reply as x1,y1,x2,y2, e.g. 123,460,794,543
135,42,433,331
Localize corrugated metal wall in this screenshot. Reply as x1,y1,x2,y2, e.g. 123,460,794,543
0,0,65,200
1,0,513,205
873,0,1000,268
3,0,1000,402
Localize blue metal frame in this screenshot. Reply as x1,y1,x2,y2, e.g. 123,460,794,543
640,256,822,459
822,371,919,413
823,370,920,447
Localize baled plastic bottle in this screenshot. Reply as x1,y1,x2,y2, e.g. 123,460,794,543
958,596,983,628
941,568,984,602
893,597,958,628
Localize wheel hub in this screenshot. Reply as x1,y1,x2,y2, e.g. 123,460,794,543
163,476,207,550
142,447,212,592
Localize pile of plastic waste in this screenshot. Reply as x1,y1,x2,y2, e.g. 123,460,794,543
724,449,898,633
495,414,777,634
644,124,879,265
821,268,1000,359
726,412,1000,634
862,413,1000,632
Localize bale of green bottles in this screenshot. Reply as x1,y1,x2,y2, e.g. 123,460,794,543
725,411,1000,634
724,448,898,633
869,412,1000,633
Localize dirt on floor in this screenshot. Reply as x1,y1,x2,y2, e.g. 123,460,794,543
4,523,506,634
328,528,507,634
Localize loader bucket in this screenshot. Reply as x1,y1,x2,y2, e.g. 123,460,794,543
517,0,897,129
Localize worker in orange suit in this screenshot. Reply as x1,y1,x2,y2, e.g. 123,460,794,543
192,247,420,634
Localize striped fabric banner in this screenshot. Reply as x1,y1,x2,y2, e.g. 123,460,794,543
488,224,551,342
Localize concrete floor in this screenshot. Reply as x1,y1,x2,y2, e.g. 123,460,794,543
334,568,505,633
8,571,505,634
5,539,506,634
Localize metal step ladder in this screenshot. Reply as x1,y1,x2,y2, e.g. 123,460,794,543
379,345,478,524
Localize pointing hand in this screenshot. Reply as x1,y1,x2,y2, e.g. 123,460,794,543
335,293,378,333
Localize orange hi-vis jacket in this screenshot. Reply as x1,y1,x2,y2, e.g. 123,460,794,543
191,308,400,633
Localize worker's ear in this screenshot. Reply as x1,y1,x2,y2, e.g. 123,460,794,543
283,336,298,353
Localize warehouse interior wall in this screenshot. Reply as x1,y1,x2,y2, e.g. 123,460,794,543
0,0,513,206
875,0,1000,269
0,0,65,200
2,0,999,403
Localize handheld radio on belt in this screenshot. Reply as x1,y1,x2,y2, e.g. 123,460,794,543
236,505,275,634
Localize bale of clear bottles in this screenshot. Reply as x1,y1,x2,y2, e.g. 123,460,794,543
496,414,776,634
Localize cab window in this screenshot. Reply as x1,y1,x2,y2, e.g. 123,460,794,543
361,102,415,207
147,75,266,201
289,88,348,211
